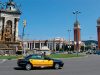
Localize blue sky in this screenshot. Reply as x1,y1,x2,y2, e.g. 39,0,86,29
3,0,100,41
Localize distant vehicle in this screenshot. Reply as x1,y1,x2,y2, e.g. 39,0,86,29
17,54,64,70
94,50,100,55
86,50,94,54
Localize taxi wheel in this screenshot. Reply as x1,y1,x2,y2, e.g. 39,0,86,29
54,63,60,69
25,64,32,71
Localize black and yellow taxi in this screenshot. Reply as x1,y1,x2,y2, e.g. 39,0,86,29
17,54,64,70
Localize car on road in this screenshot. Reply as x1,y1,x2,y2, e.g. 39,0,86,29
17,54,64,70
94,50,100,55
86,50,94,54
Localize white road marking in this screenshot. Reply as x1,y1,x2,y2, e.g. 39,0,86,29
0,59,7,64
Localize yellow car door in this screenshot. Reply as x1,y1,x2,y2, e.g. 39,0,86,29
29,55,45,67
42,59,53,67
29,59,44,67
29,55,53,67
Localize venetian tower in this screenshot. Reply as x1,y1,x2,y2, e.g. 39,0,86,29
74,20,81,51
73,11,81,52
97,18,100,50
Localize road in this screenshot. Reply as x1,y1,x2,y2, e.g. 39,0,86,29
0,55,100,75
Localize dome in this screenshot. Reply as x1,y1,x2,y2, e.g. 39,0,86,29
97,17,100,24
7,0,15,6
6,0,21,13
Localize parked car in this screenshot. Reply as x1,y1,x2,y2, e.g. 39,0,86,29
17,54,64,70
86,50,94,54
94,50,100,55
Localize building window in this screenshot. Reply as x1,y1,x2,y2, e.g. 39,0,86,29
35,43,40,48
30,43,31,50
28,43,29,48
10,7,11,10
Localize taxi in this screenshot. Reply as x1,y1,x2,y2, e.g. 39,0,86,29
17,54,64,70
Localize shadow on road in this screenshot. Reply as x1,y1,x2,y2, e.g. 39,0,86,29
14,67,59,71
14,67,26,70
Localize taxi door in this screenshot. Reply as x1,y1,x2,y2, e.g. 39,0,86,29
29,59,44,67
42,59,53,67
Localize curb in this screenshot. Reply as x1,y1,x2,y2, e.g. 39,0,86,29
55,55,88,59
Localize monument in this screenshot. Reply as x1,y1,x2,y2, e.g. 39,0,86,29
0,0,21,55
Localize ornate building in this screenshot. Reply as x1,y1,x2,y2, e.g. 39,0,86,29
23,38,66,51
0,0,21,55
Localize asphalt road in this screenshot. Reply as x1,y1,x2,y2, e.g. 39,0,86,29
0,55,100,75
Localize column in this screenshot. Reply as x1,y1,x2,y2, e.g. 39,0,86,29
54,43,56,51
41,43,43,47
31,43,32,50
30,43,32,50
1,17,5,40
47,42,49,48
16,18,19,41
40,42,41,49
52,42,53,50
34,41,35,49
60,42,62,49
29,42,30,50
48,43,50,49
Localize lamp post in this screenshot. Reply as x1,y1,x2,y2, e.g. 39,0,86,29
67,29,71,52
73,11,81,21
22,19,26,56
63,39,65,53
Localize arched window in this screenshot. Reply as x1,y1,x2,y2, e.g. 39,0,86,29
6,20,12,28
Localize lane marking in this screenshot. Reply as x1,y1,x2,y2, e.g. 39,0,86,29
0,59,7,64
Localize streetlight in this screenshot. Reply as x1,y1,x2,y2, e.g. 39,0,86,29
67,29,71,52
73,10,81,21
22,19,26,56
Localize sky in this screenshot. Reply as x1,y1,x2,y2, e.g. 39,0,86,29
2,0,100,41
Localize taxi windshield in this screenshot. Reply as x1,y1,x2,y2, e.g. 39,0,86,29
24,55,32,59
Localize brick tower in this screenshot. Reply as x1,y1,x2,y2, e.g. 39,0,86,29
97,18,100,50
74,20,81,52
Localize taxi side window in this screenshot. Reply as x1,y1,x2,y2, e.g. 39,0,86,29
31,55,42,59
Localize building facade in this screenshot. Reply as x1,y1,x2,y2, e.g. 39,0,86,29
23,38,67,51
